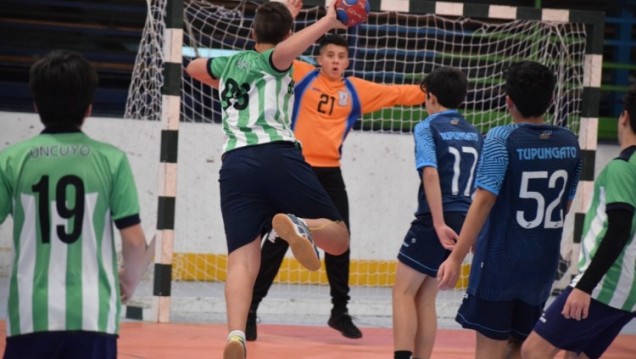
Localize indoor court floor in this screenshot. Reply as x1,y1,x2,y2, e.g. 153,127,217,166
2,320,633,358
121,322,636,358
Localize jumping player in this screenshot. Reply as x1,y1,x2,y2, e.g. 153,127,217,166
185,1,354,358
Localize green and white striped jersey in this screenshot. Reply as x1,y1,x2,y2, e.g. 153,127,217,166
209,48,297,153
571,146,636,312
0,129,141,337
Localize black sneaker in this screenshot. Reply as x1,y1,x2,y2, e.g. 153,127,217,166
328,313,362,339
246,311,257,341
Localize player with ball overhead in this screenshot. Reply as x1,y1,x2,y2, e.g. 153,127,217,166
185,0,367,358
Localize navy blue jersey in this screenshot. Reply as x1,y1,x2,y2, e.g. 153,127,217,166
468,123,581,305
413,110,483,216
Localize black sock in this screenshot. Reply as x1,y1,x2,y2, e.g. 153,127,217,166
394,350,412,359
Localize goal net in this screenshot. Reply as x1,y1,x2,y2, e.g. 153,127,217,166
124,0,589,325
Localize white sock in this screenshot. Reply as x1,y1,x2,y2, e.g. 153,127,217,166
227,330,245,342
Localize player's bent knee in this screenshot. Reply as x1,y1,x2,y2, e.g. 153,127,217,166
520,332,554,359
331,242,349,255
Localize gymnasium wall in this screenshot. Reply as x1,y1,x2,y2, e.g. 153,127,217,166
0,111,419,271
0,111,621,276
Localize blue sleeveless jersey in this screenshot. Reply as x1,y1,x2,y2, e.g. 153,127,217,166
413,110,483,216
468,123,581,305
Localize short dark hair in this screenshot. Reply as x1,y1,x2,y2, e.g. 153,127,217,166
29,49,98,128
504,61,556,118
253,2,293,45
623,85,636,133
420,67,467,109
319,34,349,52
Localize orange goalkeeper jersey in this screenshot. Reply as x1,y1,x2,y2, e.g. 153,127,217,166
291,61,425,167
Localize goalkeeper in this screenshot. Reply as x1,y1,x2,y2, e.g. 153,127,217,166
248,32,426,341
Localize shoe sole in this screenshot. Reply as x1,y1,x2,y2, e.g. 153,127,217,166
328,321,363,339
272,214,321,271
223,340,245,359
327,319,362,339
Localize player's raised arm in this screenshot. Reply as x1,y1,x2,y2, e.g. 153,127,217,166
285,0,303,19
271,1,345,71
350,78,426,113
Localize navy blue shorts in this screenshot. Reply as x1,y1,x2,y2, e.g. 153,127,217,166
532,286,635,359
3,331,116,359
220,141,341,253
397,213,465,277
456,292,544,341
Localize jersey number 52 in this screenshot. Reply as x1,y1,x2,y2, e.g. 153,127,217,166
517,170,568,229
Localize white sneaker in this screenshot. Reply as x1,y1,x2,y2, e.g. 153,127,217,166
272,213,320,271
223,334,246,359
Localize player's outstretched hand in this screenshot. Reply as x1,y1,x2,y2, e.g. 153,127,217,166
561,287,591,321
285,0,302,20
437,257,461,290
326,0,348,29
435,225,458,251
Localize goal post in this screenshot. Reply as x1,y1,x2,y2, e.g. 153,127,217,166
124,0,604,324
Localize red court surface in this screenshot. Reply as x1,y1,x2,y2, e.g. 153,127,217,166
3,321,634,358
119,322,636,359
118,322,635,358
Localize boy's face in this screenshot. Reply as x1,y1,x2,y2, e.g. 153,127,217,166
316,44,349,81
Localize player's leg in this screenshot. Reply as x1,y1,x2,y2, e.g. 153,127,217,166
224,238,261,359
266,144,349,259
253,239,289,309
413,276,439,359
325,248,361,338
393,262,426,358
312,167,360,338
503,298,544,359
521,332,561,359
522,286,635,359
411,213,466,358
456,294,516,359
219,145,280,358
303,218,349,254
247,238,289,341
394,214,454,359
506,337,523,359
475,333,508,359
